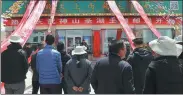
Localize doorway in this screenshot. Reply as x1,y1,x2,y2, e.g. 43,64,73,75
66,35,82,54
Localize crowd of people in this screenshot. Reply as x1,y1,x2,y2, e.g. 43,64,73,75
1,34,183,94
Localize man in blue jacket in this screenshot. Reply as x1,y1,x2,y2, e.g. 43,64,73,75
36,34,62,94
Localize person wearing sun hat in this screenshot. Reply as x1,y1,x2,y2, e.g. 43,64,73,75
175,35,183,71
1,34,28,94
64,46,93,94
143,36,183,94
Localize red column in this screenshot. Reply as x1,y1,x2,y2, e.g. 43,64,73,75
116,29,122,40
93,30,101,57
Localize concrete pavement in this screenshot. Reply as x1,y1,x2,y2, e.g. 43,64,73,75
24,62,97,94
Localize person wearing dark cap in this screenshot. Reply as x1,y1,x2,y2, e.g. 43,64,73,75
30,43,44,94
36,34,62,94
127,38,153,94
57,41,71,94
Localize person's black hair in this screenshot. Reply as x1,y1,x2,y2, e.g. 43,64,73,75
25,43,31,46
109,39,125,54
45,34,55,45
57,41,64,51
133,38,143,45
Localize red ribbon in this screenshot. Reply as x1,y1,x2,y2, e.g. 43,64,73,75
48,0,58,32
131,1,161,38
21,1,47,46
107,1,136,50
1,0,37,53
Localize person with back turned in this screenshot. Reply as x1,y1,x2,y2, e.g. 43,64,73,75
30,43,44,94
143,36,183,94
91,39,135,94
57,41,71,94
1,34,28,94
127,38,153,94
36,34,62,94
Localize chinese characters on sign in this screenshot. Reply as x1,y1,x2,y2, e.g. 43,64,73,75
3,17,181,26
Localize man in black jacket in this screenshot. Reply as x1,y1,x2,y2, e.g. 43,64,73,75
127,38,153,94
57,41,71,94
143,36,183,94
1,35,28,94
91,39,135,94
30,43,44,94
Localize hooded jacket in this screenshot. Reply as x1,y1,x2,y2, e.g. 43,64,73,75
127,47,153,94
58,50,71,76
143,56,183,94
1,43,28,84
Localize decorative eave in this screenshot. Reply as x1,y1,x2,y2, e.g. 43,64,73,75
5,13,183,17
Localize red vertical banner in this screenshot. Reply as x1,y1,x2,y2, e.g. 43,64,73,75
131,1,161,38
116,29,122,40
55,31,59,45
1,83,5,94
93,30,101,57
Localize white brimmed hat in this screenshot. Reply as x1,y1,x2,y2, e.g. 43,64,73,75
175,35,183,45
149,36,182,56
72,46,87,55
82,45,87,50
9,34,23,43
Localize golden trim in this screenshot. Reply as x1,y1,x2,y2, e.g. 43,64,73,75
9,13,183,17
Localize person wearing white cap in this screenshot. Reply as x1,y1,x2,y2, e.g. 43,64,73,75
1,34,28,94
143,36,183,94
64,46,93,94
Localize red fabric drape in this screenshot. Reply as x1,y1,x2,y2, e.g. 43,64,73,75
116,29,122,40
1,82,5,94
93,30,101,57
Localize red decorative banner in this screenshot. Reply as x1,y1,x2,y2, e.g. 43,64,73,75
48,0,58,32
20,1,47,46
1,1,47,52
1,0,36,47
107,1,135,49
4,16,180,26
131,1,161,38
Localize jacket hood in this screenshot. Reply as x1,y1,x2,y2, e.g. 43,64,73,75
153,56,178,64
133,47,152,59
7,43,22,50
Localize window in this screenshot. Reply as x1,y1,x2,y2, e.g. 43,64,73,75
143,28,173,43
102,29,117,53
40,36,44,41
56,30,66,44
33,36,38,42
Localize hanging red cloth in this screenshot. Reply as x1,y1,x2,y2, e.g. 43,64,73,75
93,30,101,57
116,29,122,40
1,82,5,94
28,49,39,64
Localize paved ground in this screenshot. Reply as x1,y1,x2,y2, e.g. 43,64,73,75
24,59,98,94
